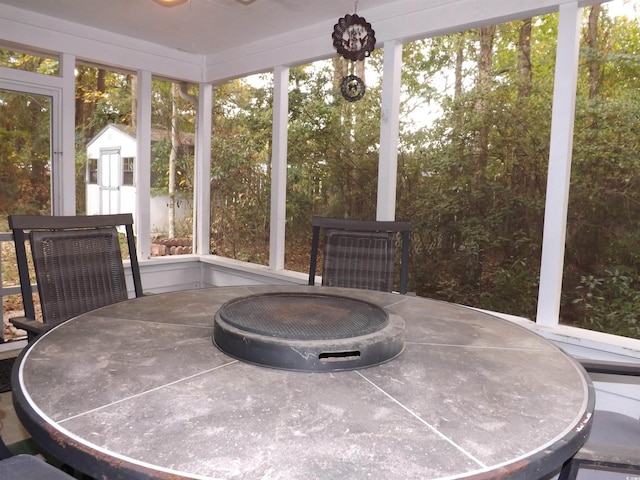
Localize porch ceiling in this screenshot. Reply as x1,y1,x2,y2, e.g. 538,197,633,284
0,0,396,56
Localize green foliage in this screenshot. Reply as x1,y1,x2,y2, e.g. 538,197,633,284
207,8,640,340
75,66,134,143
209,76,273,264
395,18,554,316
571,269,640,338
150,138,194,195
0,89,51,217
563,8,640,335
3,5,640,341
284,56,383,262
0,49,59,75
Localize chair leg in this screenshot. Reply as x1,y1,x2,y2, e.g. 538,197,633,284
0,437,13,460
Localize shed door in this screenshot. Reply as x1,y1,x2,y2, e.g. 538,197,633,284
99,148,121,214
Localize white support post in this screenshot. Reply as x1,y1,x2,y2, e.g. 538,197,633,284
136,70,152,259
194,83,212,255
376,40,402,221
58,52,76,215
269,66,289,270
536,2,581,326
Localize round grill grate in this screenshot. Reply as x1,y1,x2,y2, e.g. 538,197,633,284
217,293,388,340
213,292,405,372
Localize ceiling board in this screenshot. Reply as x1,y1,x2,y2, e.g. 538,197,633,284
0,0,393,55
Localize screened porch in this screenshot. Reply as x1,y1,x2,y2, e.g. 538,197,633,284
1,0,640,420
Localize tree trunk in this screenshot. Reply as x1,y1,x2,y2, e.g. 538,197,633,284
28,95,49,210
130,75,137,129
454,33,464,98
332,56,357,217
75,67,108,142
93,69,107,140
587,5,603,100
75,68,86,136
450,32,466,163
474,25,495,171
169,83,179,239
517,19,533,98
332,56,348,92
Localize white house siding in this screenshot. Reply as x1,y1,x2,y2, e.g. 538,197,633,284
85,125,137,220
86,125,191,236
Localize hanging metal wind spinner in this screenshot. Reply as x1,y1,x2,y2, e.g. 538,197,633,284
332,5,375,103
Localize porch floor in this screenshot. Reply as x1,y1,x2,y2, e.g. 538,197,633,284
0,347,29,446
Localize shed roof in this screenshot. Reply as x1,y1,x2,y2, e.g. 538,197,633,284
87,124,195,150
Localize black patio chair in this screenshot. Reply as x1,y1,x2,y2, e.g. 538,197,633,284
8,213,144,342
0,434,76,479
308,217,411,294
559,359,640,479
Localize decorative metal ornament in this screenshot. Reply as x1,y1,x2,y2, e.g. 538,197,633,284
153,0,188,6
341,75,366,102
332,14,376,62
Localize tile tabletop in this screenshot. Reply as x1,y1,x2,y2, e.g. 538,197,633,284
12,286,593,480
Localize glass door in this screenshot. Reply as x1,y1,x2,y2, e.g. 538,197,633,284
0,88,52,228
0,87,53,341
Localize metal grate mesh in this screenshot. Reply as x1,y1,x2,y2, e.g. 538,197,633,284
217,293,388,340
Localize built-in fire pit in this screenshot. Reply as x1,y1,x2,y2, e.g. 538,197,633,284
213,292,405,372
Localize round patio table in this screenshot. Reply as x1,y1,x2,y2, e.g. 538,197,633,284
12,285,593,479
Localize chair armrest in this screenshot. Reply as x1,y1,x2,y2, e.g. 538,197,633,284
9,317,48,335
578,359,640,376
9,317,55,342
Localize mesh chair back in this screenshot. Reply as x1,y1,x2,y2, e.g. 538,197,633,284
8,214,143,339
308,217,411,294
323,229,395,292
30,228,128,324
